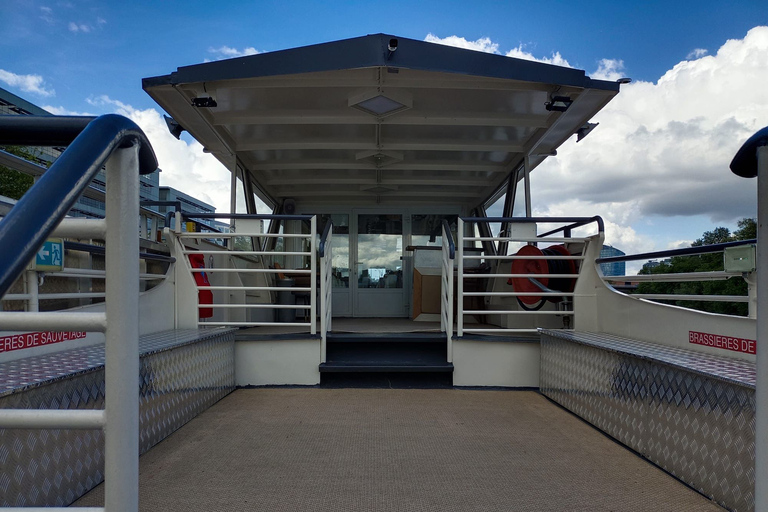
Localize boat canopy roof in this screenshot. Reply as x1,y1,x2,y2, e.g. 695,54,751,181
143,34,620,211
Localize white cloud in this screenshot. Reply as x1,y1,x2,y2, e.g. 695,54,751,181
687,48,708,59
86,95,242,214
591,58,626,81
667,240,693,250
207,46,260,61
0,69,55,97
68,21,92,33
506,45,572,67
529,26,768,261
424,33,499,54
40,6,55,24
41,105,95,116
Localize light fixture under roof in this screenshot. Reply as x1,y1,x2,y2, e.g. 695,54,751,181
355,150,404,167
360,184,398,194
545,95,572,113
349,89,412,118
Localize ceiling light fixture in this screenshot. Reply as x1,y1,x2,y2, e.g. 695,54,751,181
349,89,412,118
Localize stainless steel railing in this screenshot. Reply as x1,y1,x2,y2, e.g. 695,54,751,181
453,217,603,336
171,214,318,333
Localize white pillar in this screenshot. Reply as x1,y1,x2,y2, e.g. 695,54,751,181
104,144,140,512
755,145,768,510
26,270,39,312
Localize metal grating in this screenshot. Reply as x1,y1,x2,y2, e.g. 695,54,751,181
0,329,235,507
540,331,755,512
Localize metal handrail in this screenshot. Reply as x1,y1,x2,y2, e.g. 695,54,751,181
0,113,154,512
64,240,176,263
441,219,455,259
461,216,605,235
597,239,756,264
456,217,595,336
173,214,318,333
319,219,333,257
0,114,158,296
320,222,333,361
537,216,605,237
182,213,314,221
441,221,455,360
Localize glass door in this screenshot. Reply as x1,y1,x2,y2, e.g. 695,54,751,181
353,213,406,317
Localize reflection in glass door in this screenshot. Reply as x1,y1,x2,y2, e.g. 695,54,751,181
354,213,406,317
316,214,351,316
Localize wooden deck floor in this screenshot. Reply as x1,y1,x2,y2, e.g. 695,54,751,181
75,388,725,511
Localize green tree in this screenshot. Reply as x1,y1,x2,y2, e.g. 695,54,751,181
635,218,755,316
0,145,45,200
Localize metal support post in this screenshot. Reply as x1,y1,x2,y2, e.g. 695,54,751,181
524,155,532,217
26,269,39,312
755,145,768,511
104,144,140,512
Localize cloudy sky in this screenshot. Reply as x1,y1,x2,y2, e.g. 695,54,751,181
2,0,767,272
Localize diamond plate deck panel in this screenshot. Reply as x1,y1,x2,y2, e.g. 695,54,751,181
0,328,235,507
540,331,755,512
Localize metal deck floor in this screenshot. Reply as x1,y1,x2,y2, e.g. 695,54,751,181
75,389,725,511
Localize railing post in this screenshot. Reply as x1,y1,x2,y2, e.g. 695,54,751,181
442,222,454,363
745,272,757,319
26,269,39,312
104,144,140,512
458,219,464,337
755,145,768,511
310,215,317,335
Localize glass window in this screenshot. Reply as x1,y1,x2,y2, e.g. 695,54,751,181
357,214,402,289
411,214,458,247
316,214,350,288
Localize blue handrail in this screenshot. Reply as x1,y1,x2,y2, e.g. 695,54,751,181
462,216,605,234
442,219,455,259
319,220,333,258
730,125,768,178
597,238,757,264
0,114,158,296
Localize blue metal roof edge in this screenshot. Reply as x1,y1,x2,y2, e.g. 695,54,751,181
142,33,620,93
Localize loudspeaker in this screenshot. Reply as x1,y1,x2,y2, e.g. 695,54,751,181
284,198,296,215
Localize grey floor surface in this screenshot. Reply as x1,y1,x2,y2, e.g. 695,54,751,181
75,388,726,511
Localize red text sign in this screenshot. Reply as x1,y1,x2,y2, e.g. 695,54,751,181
0,331,87,354
689,331,756,355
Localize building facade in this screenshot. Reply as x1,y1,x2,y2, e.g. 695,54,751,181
0,86,160,218
599,245,626,277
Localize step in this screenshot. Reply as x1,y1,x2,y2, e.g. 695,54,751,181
326,332,446,343
319,361,454,373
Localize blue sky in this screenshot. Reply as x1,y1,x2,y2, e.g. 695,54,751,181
2,0,768,269
3,0,765,113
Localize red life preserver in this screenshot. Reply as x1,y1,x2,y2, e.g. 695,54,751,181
188,253,214,318
508,244,577,308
